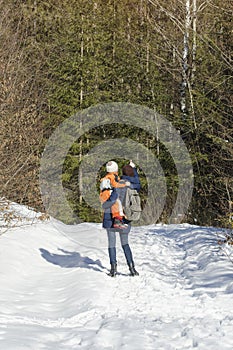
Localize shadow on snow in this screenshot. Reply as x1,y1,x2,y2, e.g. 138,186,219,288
39,248,105,272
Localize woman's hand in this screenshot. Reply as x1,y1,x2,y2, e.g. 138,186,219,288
129,160,135,168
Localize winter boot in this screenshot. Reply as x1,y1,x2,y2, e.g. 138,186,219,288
113,218,128,229
108,263,117,277
128,262,139,276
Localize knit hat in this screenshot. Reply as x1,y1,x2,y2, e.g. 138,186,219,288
106,161,118,173
122,164,134,177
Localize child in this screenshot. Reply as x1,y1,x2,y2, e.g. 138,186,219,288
100,161,130,229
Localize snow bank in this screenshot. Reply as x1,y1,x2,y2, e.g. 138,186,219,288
0,199,48,234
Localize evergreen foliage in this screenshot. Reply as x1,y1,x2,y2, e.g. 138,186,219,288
0,0,232,227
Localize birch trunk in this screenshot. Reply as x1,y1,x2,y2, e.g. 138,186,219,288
180,0,190,117
190,0,197,128
79,14,84,204
191,0,197,86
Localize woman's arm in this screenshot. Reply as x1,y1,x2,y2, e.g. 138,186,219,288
121,168,141,191
131,168,141,191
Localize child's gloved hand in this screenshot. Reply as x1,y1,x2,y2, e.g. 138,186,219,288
129,160,135,168
125,181,131,186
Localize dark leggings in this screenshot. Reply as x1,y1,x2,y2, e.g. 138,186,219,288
107,229,133,265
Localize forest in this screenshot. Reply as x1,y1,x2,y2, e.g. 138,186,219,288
0,0,232,227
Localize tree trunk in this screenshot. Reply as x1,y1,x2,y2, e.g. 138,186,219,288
180,0,190,118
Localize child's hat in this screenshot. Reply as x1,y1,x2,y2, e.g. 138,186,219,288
106,161,118,173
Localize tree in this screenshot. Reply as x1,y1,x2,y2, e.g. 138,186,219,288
0,0,231,226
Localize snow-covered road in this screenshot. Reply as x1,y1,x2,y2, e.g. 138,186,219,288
0,212,233,349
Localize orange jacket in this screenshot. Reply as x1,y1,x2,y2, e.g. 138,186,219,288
99,172,126,205
104,173,127,189
99,189,111,203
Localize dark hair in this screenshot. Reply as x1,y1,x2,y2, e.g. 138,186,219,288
122,164,134,177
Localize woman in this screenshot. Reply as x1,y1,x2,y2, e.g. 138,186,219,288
101,160,140,277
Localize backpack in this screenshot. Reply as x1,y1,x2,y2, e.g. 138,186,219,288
123,188,142,221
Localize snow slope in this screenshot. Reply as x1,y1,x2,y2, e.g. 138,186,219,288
0,210,233,350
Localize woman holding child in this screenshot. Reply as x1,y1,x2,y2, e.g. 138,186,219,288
100,160,140,277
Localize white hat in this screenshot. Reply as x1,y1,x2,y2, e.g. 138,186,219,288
106,161,118,173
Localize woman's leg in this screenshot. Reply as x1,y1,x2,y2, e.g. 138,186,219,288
120,232,139,276
119,233,133,265
107,229,117,264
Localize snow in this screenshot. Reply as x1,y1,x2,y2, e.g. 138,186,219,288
0,206,233,350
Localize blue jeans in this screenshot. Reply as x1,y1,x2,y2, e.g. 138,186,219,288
107,229,133,265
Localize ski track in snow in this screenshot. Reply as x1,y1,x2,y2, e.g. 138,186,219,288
0,216,233,350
